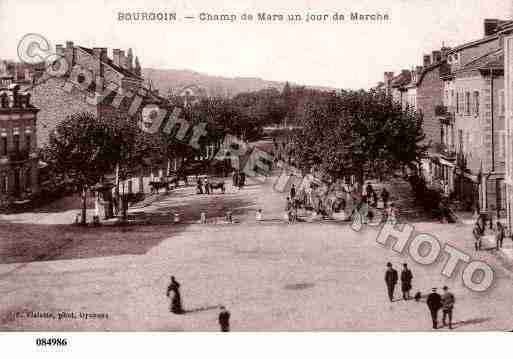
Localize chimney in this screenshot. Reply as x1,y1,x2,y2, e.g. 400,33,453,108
441,47,451,60
431,50,442,63
64,41,75,72
56,44,64,55
92,47,107,78
112,48,121,67
384,71,394,84
484,19,500,36
384,72,394,95
423,55,431,67
119,50,127,69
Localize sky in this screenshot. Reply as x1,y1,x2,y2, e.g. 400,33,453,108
1,0,512,89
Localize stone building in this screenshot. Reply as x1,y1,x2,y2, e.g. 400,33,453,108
0,77,40,206
440,19,507,213
28,42,147,147
500,21,513,227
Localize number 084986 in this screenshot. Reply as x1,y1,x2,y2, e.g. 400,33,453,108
35,338,68,346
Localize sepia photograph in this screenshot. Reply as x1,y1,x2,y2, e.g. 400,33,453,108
0,0,512,355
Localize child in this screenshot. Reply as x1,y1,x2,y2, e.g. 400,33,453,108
256,209,263,222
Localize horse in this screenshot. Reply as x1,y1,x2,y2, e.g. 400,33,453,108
209,181,225,194
149,181,170,194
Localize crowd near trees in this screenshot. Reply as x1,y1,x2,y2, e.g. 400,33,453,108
38,81,427,223
288,89,427,183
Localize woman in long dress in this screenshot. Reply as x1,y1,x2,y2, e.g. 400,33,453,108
167,276,184,314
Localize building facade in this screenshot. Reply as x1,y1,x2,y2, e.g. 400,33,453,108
500,22,513,227
0,78,40,206
440,21,506,213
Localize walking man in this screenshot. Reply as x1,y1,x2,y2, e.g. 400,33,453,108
290,183,296,200
426,288,442,329
400,263,413,300
496,221,505,250
218,306,231,332
441,286,455,329
381,188,390,209
384,262,398,302
473,221,482,251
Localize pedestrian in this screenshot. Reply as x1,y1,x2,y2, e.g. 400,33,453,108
441,286,455,329
285,197,292,223
204,177,210,195
256,209,263,222
426,288,442,329
386,203,397,225
218,306,231,332
372,190,378,208
365,182,374,197
239,172,245,189
473,221,482,251
232,171,238,188
290,183,296,200
384,262,398,302
496,221,505,249
166,276,184,314
400,263,413,300
197,178,203,194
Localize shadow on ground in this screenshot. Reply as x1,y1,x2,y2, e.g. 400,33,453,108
0,222,189,265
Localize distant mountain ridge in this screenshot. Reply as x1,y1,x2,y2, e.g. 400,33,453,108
142,68,336,98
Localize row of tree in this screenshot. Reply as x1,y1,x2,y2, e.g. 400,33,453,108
40,82,427,223
285,89,427,183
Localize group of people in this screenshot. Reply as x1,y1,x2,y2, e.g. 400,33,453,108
284,184,300,223
473,214,510,251
197,177,211,195
362,182,390,209
384,262,413,302
384,263,455,329
166,276,231,331
232,171,246,190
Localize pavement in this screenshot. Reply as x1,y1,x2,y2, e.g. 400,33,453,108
1,175,513,331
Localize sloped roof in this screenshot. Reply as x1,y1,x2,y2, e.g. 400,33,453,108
416,61,450,86
458,48,503,72
390,71,411,88
446,34,499,54
79,46,143,80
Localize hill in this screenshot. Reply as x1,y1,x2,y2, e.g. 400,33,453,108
142,68,336,98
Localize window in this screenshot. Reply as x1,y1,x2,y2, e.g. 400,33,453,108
25,169,31,189
25,134,31,150
1,175,7,193
499,89,505,115
456,92,460,113
465,92,470,115
1,137,6,156
474,91,479,115
13,134,20,152
499,131,506,158
458,129,463,152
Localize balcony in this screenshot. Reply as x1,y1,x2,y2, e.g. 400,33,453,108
432,142,456,160
435,105,454,124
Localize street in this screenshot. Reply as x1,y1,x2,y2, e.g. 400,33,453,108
1,175,513,331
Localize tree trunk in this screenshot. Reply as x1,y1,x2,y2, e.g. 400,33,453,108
81,186,87,225
114,163,120,215
122,181,127,222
